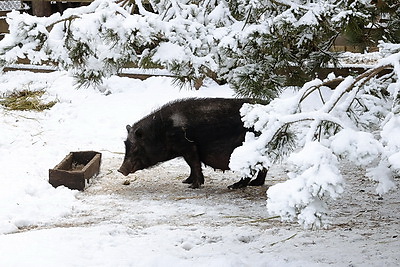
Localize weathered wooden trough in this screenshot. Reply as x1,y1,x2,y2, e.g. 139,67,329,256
49,151,101,191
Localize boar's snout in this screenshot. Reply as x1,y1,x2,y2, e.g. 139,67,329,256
118,157,135,176
117,166,130,176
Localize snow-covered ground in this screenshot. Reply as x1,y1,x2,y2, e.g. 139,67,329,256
0,71,399,266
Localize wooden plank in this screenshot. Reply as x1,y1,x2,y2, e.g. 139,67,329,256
2,63,173,80
0,18,8,34
30,0,52,17
22,0,93,16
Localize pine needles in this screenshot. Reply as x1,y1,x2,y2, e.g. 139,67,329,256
0,89,57,111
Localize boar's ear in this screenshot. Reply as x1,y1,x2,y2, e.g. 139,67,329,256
126,125,132,132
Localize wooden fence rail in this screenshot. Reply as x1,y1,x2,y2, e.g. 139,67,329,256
2,61,393,87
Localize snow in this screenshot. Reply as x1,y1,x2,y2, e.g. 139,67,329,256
267,141,344,229
381,114,400,152
152,42,187,63
0,70,399,266
0,71,232,235
330,129,383,166
0,0,398,263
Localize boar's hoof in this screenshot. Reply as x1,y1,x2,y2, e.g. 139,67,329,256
182,177,193,184
189,182,201,189
248,179,264,186
228,177,252,189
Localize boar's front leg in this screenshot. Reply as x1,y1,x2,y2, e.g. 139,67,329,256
181,145,204,189
168,126,204,188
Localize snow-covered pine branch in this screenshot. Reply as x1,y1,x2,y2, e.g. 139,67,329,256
0,0,395,94
230,49,400,228
0,0,230,88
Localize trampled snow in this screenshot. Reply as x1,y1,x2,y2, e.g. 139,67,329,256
0,71,399,266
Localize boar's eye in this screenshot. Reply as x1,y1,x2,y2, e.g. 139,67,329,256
134,128,143,139
124,140,131,150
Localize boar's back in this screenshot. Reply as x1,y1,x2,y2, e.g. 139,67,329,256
158,98,262,170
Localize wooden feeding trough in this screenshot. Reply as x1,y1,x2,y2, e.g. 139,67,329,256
49,151,101,191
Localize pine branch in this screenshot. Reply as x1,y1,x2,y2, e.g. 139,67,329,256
329,64,393,113
300,77,345,103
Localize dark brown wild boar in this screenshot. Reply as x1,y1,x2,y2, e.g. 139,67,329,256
118,98,268,189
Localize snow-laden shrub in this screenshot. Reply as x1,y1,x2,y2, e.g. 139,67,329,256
230,50,400,228
267,141,344,229
0,0,230,88
0,0,395,94
0,1,165,86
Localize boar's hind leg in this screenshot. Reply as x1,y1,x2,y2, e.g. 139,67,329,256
227,177,252,189
181,146,205,189
249,168,268,186
228,168,268,189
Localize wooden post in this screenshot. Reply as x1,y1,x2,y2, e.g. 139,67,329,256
31,0,52,17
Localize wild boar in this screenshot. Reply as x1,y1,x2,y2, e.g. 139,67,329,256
118,98,268,189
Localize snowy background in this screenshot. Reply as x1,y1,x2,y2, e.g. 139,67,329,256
0,71,399,266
